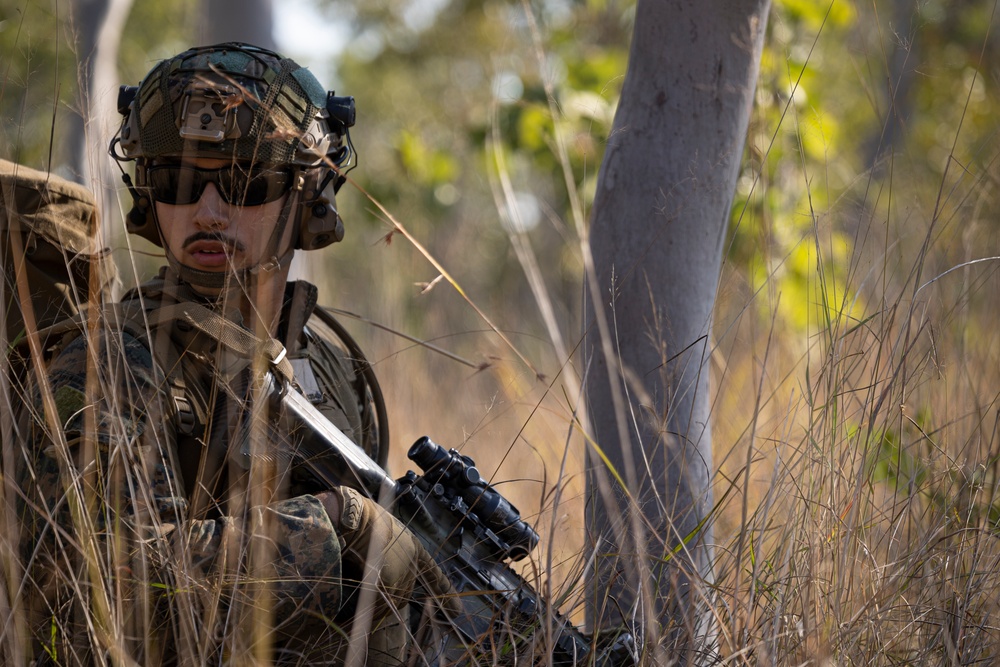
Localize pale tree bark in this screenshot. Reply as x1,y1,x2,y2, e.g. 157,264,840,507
584,0,770,659
69,0,134,249
198,0,325,284
862,0,920,171
198,0,276,49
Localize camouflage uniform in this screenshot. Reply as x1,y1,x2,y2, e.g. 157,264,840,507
19,270,389,666
15,41,430,667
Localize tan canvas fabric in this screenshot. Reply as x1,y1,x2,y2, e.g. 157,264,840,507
0,159,115,340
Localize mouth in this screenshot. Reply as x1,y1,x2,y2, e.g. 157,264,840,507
185,238,241,268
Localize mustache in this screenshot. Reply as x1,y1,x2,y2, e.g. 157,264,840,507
182,231,246,253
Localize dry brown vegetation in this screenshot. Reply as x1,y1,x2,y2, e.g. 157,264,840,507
5,2,1000,664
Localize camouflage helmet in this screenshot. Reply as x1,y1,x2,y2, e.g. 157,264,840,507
112,42,355,251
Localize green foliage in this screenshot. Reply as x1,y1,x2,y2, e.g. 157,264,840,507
779,0,854,29
729,0,866,333
865,425,927,493
325,0,631,354
0,1,79,167
725,0,1000,341
396,128,459,186
0,0,198,170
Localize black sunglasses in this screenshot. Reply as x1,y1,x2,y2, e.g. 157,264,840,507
145,164,295,207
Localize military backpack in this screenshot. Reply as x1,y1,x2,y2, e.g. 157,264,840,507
1,158,118,403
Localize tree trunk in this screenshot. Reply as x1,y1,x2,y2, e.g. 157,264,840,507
69,0,134,249
862,0,920,171
584,0,770,657
198,0,276,49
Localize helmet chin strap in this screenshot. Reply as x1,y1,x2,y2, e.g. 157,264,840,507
153,188,301,296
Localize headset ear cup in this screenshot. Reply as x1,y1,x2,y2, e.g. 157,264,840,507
298,201,344,250
297,175,345,250
125,197,163,247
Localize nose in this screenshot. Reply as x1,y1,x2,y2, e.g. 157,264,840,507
191,183,230,230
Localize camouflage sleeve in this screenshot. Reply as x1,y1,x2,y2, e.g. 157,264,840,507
19,328,190,659
25,329,187,532
263,495,343,615
23,329,344,624
183,494,342,616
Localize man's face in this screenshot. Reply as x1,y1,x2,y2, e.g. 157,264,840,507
153,157,296,274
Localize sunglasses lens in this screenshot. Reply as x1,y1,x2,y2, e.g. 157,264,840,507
146,166,293,206
148,166,206,205
230,169,294,206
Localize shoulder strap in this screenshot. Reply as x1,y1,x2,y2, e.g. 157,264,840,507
109,295,297,438
7,301,201,437
12,302,144,364
311,305,390,469
151,302,295,383
27,292,301,440
126,299,298,438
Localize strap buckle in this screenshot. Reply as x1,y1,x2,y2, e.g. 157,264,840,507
173,394,196,435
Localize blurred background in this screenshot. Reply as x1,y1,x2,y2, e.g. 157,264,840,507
3,0,1000,653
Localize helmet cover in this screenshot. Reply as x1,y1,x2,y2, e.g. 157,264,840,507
118,42,339,167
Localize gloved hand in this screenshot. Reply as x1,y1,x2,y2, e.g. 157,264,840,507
316,486,460,617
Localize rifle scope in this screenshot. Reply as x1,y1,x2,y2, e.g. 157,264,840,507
408,437,539,560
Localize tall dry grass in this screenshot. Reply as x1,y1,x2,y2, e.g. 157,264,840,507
707,171,1000,662
342,155,1000,664
336,23,1000,664
5,11,1000,667
5,129,999,666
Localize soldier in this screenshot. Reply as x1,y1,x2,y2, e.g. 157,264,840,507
19,42,451,666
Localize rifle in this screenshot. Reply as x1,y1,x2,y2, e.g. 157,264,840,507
269,375,636,666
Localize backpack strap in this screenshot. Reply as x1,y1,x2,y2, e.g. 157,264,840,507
19,295,295,452
149,302,295,384
6,302,200,439
311,305,390,469
115,298,298,441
